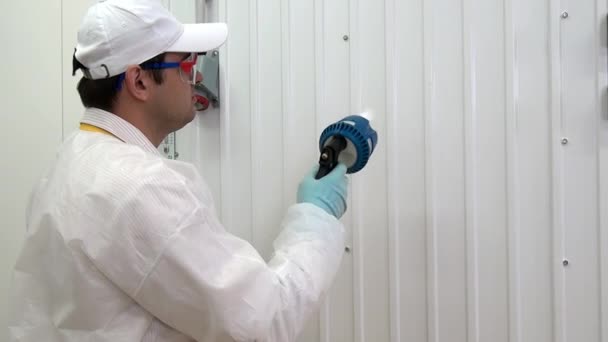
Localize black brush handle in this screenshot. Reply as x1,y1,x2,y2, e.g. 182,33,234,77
315,136,347,179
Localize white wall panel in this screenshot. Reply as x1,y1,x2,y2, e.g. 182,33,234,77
250,0,285,260
464,0,509,341
387,0,428,340
425,0,468,340
220,0,254,243
61,1,92,136
314,1,354,341
510,0,555,341
350,0,391,339
597,0,608,340
205,0,608,341
0,0,64,338
555,0,603,341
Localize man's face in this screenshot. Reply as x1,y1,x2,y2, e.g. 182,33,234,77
151,52,203,132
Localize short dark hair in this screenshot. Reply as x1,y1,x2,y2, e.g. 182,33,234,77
75,53,167,112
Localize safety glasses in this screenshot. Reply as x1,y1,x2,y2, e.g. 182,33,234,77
141,52,200,85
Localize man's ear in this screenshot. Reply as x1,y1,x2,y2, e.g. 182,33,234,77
124,66,152,101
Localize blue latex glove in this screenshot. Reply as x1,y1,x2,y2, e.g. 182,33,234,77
297,163,348,218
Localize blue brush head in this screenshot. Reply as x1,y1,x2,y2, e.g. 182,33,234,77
319,115,378,174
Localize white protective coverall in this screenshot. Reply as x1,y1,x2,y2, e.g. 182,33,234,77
8,108,346,342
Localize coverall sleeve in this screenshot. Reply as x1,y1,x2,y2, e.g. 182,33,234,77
87,170,346,342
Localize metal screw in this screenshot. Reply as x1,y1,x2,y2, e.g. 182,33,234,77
345,246,351,253
213,50,219,56
561,11,569,19
163,147,169,153
343,35,349,41
561,138,569,145
174,152,180,159
563,259,569,266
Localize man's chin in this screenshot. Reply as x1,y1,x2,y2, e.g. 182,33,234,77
184,110,196,125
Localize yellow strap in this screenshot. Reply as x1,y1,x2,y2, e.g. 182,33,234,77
80,123,119,139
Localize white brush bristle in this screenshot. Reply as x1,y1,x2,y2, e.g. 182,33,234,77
358,110,375,122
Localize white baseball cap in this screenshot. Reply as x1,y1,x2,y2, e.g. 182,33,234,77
73,0,228,79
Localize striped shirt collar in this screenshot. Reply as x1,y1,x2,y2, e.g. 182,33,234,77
80,107,160,156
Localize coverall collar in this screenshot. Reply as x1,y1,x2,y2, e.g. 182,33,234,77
80,107,161,156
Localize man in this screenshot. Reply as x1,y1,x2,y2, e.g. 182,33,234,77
8,0,348,341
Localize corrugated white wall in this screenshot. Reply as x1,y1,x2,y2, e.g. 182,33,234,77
175,0,608,341
2,0,607,341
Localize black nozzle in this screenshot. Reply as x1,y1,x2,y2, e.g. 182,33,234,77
315,136,347,179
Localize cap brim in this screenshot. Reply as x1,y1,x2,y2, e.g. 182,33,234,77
166,23,228,53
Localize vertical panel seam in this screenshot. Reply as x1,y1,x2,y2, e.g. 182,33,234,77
249,0,259,244
549,0,566,340
280,0,289,218
219,0,230,226
462,0,479,341
422,0,438,340
313,0,326,337
594,1,606,340
503,0,520,340
419,0,430,340
347,0,366,340
61,0,65,141
384,0,400,339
